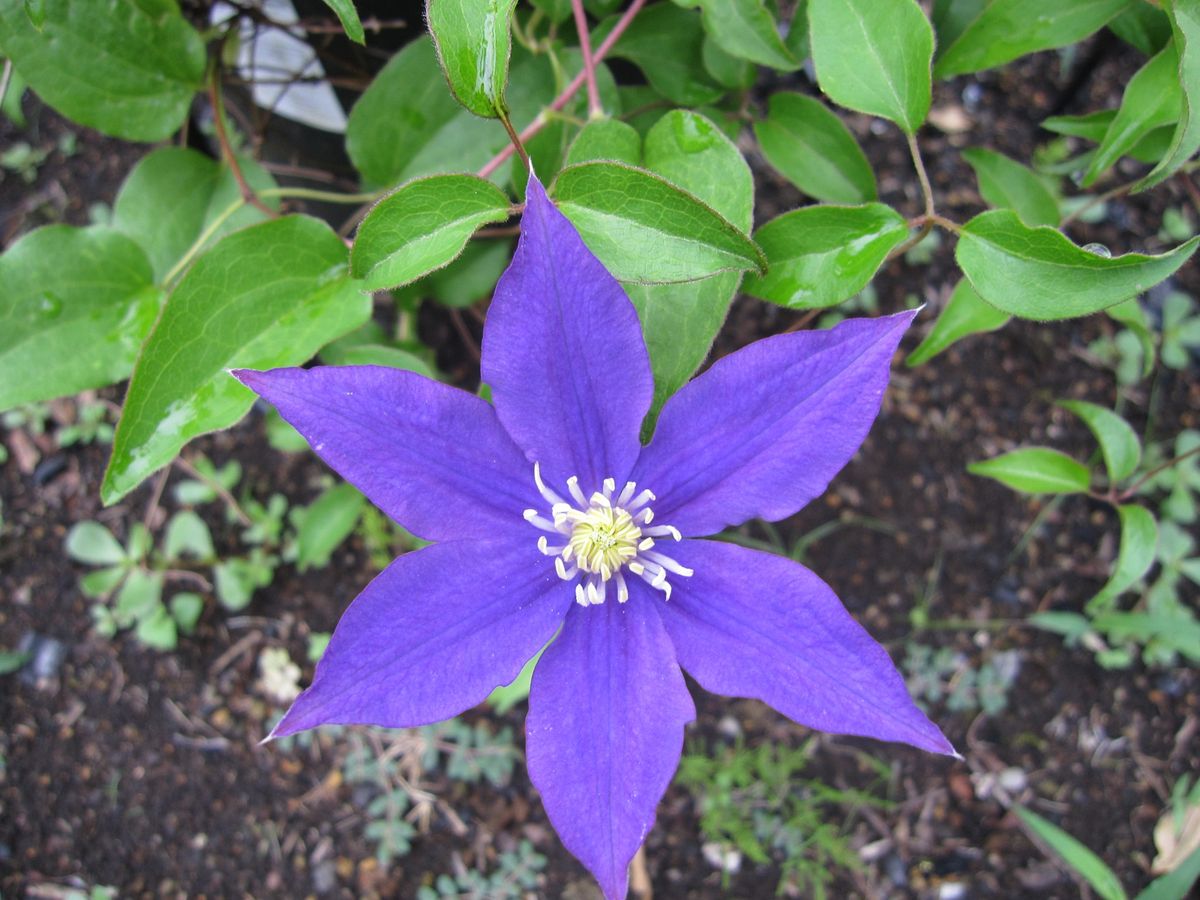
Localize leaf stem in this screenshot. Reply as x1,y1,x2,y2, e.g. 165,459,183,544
1120,444,1200,498
259,186,380,204
477,0,647,179
908,132,935,219
497,109,532,173
888,133,946,260
570,0,602,118
160,186,380,286
162,197,246,286
1060,179,1134,228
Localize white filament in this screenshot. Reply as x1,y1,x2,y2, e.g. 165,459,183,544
527,463,692,607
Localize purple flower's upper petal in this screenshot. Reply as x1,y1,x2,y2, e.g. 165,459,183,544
526,592,695,900
269,536,571,737
233,366,536,542
659,540,956,756
481,176,652,493
631,311,916,536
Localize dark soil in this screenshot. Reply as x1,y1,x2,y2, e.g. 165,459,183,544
3,24,1199,900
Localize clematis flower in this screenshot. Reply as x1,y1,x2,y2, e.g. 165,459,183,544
233,176,954,900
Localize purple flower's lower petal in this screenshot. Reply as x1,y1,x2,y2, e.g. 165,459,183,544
270,537,571,737
233,366,536,542
659,540,956,755
482,176,652,493
631,311,916,536
526,593,695,900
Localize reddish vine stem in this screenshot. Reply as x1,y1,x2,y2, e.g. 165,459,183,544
570,0,602,118
208,65,275,217
498,110,532,172
1119,444,1200,499
477,0,648,179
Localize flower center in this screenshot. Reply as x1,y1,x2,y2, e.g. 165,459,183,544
523,464,693,607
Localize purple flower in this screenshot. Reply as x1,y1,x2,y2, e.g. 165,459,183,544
234,176,954,899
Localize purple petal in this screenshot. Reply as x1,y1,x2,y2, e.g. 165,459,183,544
658,540,956,755
233,366,536,542
270,537,571,737
481,175,652,494
631,311,916,536
526,593,695,900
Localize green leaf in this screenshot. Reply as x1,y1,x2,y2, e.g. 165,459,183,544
169,592,204,634
529,0,570,22
1042,110,1177,164
1029,610,1093,640
0,0,205,141
702,33,756,89
0,226,160,411
1136,842,1200,900
422,239,512,308
962,147,1059,227
163,510,214,561
487,644,546,712
1084,45,1182,187
1015,806,1128,900
932,0,986,49
427,0,517,117
679,0,797,70
968,447,1091,494
754,92,876,204
1058,399,1142,483
294,483,365,571
1137,0,1200,191
0,649,29,676
80,567,126,599
351,175,511,291
955,210,1200,320
345,38,554,188
808,0,934,133
743,204,908,309
1108,2,1172,54
622,110,752,423
552,160,765,284
66,521,127,567
906,278,1010,366
1089,504,1158,610
598,3,723,106
1107,298,1158,377
321,0,365,44
102,216,371,504
214,557,272,611
934,0,1130,78
135,604,177,650
322,344,437,377
784,0,809,59
114,569,163,626
112,147,280,283
564,117,642,167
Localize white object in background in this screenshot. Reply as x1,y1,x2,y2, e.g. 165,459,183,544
212,0,349,134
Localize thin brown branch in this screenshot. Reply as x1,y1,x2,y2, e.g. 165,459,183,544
208,64,275,217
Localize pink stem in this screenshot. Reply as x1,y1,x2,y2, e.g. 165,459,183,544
570,0,602,118
477,0,647,179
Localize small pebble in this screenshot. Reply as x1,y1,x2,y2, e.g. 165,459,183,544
32,454,67,486
17,631,67,688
